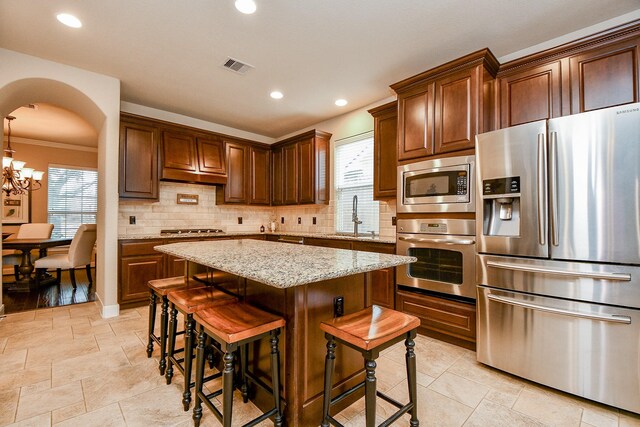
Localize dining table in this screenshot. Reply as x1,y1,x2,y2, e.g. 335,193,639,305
3,237,72,291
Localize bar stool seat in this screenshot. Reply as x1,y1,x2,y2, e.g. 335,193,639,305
192,303,285,427
146,277,205,374
320,305,420,427
166,287,238,411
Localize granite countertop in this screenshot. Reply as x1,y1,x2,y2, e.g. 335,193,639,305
119,231,396,244
154,239,415,288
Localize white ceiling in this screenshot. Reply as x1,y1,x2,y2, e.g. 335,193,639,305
1,1,639,139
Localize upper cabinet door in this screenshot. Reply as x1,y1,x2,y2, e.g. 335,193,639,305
271,147,284,205
283,143,299,205
224,141,249,204
197,136,226,175
498,61,562,128
119,119,159,200
162,131,197,172
298,138,315,204
369,102,398,199
250,146,270,205
397,83,434,161
568,37,640,114
434,68,477,154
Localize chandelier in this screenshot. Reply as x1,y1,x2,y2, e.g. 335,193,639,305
3,115,44,196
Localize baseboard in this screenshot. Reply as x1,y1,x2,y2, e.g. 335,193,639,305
95,292,119,319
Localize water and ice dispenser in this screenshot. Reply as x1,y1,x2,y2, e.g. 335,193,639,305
481,177,521,237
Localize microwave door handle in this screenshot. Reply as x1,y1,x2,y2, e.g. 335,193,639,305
487,294,632,324
549,131,559,246
537,133,547,246
398,236,475,245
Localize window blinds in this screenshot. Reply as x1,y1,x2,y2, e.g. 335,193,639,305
47,166,98,239
334,135,379,234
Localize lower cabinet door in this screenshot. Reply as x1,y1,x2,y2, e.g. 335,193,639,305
166,255,186,278
119,254,165,303
367,267,395,308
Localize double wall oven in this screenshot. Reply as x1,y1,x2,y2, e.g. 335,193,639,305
396,155,477,301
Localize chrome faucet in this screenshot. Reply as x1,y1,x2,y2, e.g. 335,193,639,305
352,195,363,237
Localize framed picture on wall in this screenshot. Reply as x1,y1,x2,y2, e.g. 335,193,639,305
2,191,30,224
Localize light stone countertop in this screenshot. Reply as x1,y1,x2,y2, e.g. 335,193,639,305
119,231,396,244
154,239,415,289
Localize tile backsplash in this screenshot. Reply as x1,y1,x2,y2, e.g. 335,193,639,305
118,182,396,237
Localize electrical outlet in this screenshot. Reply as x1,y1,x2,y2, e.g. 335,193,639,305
281,217,285,224
392,216,397,226
297,217,301,224
238,217,243,225
129,216,136,225
333,296,344,317
312,217,317,225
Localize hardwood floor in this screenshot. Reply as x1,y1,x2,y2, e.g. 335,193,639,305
2,268,95,314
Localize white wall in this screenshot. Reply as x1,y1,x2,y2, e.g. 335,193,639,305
0,48,121,318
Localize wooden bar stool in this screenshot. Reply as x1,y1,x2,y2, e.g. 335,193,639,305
166,287,238,411
192,303,285,427
146,277,205,375
319,305,421,427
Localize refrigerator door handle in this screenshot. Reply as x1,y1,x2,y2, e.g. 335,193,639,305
549,131,559,246
487,294,632,324
486,260,632,281
537,133,547,246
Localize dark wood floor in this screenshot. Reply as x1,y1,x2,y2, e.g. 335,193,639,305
2,268,96,314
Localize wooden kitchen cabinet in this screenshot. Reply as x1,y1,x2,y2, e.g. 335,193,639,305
352,241,396,309
119,240,165,305
272,129,331,206
391,49,499,160
250,145,271,205
160,130,227,185
223,140,249,204
119,115,159,200
567,36,640,114
396,290,476,350
497,61,562,128
368,101,398,199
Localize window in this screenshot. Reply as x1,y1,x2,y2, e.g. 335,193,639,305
47,165,98,239
335,133,379,234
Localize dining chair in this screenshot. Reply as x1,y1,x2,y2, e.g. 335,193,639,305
2,223,55,281
34,224,97,288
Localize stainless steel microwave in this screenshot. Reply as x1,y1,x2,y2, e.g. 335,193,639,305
397,155,475,213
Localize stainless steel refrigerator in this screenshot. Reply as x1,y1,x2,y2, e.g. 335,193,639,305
475,102,640,413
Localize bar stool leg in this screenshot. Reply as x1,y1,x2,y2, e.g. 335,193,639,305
159,297,170,375
321,334,336,427
239,344,249,403
270,329,283,427
166,305,178,384
146,291,157,358
182,313,195,411
192,326,206,427
364,358,377,427
222,347,236,427
406,331,419,426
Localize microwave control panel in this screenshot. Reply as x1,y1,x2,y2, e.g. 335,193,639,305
456,172,468,195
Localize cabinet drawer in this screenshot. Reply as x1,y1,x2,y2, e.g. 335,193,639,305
120,240,163,257
397,290,476,350
352,241,395,254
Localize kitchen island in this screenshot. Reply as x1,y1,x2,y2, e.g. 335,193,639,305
154,239,415,426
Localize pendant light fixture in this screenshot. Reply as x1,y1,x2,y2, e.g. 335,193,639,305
2,116,44,196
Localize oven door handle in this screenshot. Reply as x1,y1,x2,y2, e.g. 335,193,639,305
398,236,475,245
486,261,631,281
487,294,632,324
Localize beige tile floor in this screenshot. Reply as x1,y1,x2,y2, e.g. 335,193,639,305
0,302,639,427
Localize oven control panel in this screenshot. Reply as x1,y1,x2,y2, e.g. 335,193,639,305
419,223,448,234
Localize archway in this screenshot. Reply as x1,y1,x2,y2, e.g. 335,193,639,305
0,74,120,317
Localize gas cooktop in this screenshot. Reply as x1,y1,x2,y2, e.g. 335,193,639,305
160,228,224,234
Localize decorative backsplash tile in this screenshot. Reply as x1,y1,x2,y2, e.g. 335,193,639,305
118,182,396,237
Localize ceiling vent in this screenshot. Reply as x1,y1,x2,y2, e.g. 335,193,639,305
222,57,253,75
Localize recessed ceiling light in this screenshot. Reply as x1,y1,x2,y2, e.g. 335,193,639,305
56,13,82,28
335,99,348,107
270,91,283,100
235,0,257,14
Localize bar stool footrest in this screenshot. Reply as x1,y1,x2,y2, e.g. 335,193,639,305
324,414,345,427
244,370,275,396
378,401,415,427
330,381,365,407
